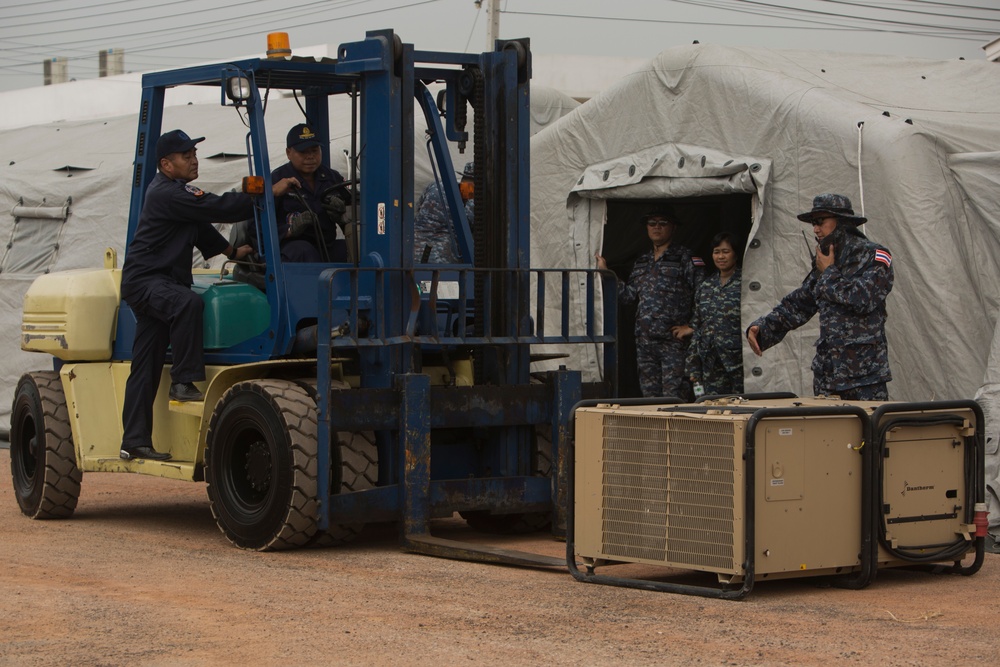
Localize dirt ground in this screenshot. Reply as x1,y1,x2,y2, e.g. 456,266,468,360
0,447,997,667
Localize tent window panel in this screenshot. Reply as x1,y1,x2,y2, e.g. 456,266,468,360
2,200,71,277
1,218,65,275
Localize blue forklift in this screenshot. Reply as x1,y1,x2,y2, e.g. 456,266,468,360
11,30,617,564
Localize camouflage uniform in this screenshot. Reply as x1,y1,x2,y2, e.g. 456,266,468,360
750,225,893,398
413,182,474,264
620,245,704,398
686,268,744,395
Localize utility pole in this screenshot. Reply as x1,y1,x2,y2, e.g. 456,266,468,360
486,0,500,49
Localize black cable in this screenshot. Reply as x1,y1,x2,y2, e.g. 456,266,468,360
502,6,990,39
849,0,1000,13
814,0,1000,22
292,90,310,126
0,0,445,71
288,188,331,262
726,0,998,32
0,0,364,37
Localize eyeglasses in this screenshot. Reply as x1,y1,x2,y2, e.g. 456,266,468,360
646,220,673,228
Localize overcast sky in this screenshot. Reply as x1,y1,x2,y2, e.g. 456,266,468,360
0,0,995,93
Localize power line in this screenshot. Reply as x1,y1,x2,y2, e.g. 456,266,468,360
463,3,482,53
0,0,439,71
662,0,990,36
0,0,368,40
889,0,1000,12
122,0,443,56
0,0,185,21
500,7,987,41
724,0,998,32
1,0,991,91
819,0,1000,20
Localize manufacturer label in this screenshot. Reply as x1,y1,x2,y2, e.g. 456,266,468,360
770,479,784,486
378,202,386,235
902,480,934,496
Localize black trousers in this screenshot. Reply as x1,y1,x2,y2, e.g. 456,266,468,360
121,280,204,450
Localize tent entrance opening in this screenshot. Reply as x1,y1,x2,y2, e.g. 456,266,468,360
601,194,752,398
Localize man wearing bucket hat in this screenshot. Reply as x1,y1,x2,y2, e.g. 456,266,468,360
596,210,705,399
746,193,894,400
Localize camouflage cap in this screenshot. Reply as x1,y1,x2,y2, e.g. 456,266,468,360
462,162,475,178
797,193,867,224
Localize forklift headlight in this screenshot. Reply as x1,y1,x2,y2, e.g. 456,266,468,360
225,76,252,104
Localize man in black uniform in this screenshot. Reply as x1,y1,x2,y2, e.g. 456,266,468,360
270,123,352,262
119,129,299,461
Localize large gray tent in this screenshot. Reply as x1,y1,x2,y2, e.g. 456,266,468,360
529,44,1000,528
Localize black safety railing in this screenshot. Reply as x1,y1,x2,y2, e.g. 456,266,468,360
319,266,618,350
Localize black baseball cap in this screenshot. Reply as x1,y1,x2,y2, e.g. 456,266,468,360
156,129,204,161
287,123,323,151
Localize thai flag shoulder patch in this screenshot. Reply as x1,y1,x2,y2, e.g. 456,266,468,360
691,256,705,267
874,248,892,268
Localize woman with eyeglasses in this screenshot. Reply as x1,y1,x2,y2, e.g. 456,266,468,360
673,232,744,397
596,211,704,398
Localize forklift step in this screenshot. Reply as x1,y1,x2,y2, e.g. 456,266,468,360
168,400,205,416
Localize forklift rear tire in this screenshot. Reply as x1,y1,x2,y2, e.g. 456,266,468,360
205,380,320,551
9,371,81,519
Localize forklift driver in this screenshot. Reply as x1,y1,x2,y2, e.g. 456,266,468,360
270,124,352,262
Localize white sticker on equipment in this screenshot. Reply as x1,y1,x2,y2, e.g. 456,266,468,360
778,428,793,436
378,202,386,235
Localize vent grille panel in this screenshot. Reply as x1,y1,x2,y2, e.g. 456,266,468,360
599,414,737,570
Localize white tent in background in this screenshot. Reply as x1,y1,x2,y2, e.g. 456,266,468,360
529,43,1000,527
0,84,579,428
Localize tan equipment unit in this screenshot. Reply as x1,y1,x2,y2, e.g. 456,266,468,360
570,396,986,599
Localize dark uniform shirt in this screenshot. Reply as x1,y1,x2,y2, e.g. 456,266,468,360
750,226,893,393
619,244,703,340
121,172,253,299
270,162,349,260
687,268,744,394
